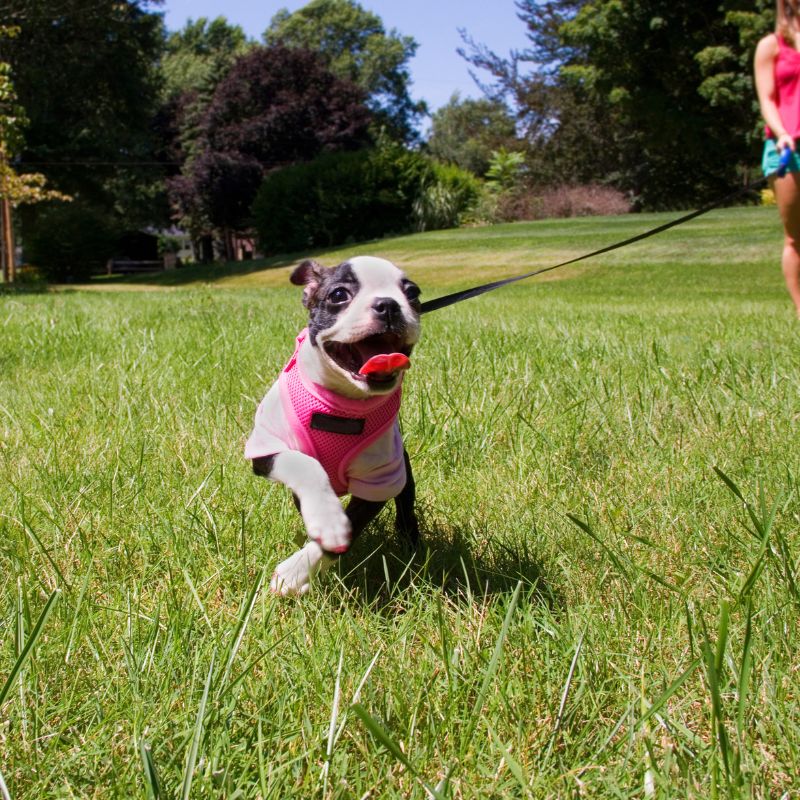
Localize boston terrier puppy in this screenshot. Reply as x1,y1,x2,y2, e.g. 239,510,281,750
246,256,422,596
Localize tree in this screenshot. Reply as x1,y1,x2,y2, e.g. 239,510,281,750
264,0,425,142
156,17,255,208
558,0,770,206
162,17,251,101
461,1,774,208
458,1,621,189
168,45,372,259
427,93,518,176
0,25,68,283
1,0,166,225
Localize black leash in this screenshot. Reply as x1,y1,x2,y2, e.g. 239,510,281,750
419,154,789,315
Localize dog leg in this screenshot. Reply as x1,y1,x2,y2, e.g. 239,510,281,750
253,453,352,596
254,452,351,553
394,450,420,547
345,496,386,540
269,499,385,596
271,540,330,596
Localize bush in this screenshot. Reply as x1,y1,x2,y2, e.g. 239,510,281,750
467,183,631,224
23,202,121,282
413,162,481,231
535,184,631,219
252,146,479,254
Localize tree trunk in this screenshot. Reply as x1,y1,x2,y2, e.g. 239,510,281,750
1,196,14,284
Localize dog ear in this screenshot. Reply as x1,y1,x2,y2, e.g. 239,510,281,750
290,259,327,308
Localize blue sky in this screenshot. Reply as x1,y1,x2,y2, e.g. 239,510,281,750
160,0,531,113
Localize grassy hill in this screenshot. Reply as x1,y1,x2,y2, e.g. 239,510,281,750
2,206,798,797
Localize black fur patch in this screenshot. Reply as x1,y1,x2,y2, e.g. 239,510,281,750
307,262,360,346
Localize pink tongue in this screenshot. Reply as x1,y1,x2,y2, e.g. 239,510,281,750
359,352,410,376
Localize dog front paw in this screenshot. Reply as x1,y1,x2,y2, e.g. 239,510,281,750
303,497,352,554
270,542,329,596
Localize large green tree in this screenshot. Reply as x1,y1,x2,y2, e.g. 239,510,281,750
559,0,772,207
264,0,425,142
459,1,621,190
427,93,518,177
157,17,253,185
162,16,251,104
168,45,372,259
0,25,68,282
0,0,166,224
461,0,774,208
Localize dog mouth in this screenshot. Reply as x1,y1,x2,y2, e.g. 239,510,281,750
324,333,412,386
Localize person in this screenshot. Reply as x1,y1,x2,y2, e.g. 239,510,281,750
755,0,800,318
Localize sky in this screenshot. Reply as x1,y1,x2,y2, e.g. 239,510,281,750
160,0,531,114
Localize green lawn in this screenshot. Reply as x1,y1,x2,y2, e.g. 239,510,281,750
1,206,798,797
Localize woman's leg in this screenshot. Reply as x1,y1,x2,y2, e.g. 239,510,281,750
772,172,800,317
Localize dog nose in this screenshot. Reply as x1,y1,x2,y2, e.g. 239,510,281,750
372,296,401,320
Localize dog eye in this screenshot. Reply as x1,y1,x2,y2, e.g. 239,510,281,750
403,283,421,301
328,287,351,305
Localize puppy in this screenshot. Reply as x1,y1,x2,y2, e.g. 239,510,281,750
246,256,422,595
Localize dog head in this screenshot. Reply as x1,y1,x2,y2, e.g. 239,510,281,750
290,256,421,398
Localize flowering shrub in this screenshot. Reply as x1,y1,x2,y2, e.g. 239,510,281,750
467,183,630,224
535,184,631,219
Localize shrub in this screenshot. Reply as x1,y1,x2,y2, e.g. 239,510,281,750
412,162,481,231
252,146,479,254
467,183,631,225
23,202,121,282
536,184,631,218
157,234,182,254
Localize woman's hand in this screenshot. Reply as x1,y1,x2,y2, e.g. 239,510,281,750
778,132,796,153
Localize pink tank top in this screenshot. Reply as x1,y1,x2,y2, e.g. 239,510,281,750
278,329,402,496
767,35,800,139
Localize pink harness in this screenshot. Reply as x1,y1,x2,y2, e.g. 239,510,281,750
279,329,402,496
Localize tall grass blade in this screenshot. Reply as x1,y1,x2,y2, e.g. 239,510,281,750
21,519,70,589
713,466,745,503
0,589,60,708
219,566,265,692
182,568,213,631
700,604,734,787
0,767,11,800
332,647,382,750
65,563,93,664
737,529,770,602
736,601,754,742
139,739,161,800
566,515,630,582
351,703,446,800
181,650,216,800
322,647,344,793
460,581,523,756
547,628,586,759
488,726,531,796
633,658,701,733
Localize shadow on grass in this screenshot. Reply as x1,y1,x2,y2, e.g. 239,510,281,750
332,507,561,613
87,253,298,288
1,281,49,294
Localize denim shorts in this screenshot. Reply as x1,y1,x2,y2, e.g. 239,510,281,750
762,138,800,177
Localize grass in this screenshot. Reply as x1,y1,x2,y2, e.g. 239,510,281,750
1,205,799,797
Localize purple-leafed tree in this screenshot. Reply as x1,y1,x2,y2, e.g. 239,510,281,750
169,45,372,259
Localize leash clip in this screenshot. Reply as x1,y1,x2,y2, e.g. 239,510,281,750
777,145,793,178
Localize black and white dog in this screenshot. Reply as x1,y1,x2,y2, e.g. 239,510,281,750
246,256,422,595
